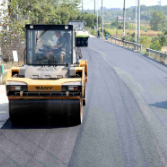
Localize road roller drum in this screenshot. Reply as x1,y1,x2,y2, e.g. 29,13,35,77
9,99,83,126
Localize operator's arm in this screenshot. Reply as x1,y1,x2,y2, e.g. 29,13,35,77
51,44,62,49
51,37,64,49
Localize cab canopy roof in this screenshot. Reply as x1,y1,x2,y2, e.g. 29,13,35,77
26,24,73,31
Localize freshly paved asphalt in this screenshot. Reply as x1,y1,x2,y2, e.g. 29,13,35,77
1,37,167,167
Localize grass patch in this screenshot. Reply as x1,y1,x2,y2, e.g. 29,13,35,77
105,29,159,37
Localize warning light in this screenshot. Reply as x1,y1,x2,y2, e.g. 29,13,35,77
10,86,21,91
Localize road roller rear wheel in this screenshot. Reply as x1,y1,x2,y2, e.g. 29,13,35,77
84,41,88,47
81,40,84,46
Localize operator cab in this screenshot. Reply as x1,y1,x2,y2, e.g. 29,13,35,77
26,24,76,65
68,21,84,31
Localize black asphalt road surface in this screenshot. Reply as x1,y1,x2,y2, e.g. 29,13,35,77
1,37,167,167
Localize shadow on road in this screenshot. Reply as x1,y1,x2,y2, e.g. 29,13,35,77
2,119,78,130
150,101,167,110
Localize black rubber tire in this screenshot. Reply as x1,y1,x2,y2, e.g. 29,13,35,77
81,40,84,46
84,41,88,47
77,40,80,47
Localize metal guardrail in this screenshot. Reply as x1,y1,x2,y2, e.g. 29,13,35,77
146,48,167,64
146,48,167,57
108,36,142,52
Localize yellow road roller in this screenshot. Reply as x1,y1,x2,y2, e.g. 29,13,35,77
68,21,90,47
6,24,88,126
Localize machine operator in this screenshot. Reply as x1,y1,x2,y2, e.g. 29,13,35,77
46,31,66,64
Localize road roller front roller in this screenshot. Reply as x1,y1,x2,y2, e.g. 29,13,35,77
6,24,88,126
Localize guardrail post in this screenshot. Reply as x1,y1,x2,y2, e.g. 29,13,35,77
156,53,158,60
165,52,167,65
140,45,142,53
148,51,150,57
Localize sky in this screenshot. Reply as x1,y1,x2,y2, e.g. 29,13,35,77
83,0,167,10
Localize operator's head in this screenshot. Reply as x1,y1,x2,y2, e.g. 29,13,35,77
55,31,61,38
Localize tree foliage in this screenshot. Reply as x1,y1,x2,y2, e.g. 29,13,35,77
150,10,167,31
150,40,162,51
0,0,81,43
85,5,167,23
70,12,101,28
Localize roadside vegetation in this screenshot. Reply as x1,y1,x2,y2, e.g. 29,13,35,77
1,2,167,84
87,5,167,54
101,9,167,54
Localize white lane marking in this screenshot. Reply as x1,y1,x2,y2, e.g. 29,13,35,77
0,85,9,128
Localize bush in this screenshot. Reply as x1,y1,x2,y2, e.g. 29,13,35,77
118,25,122,29
104,29,112,36
150,40,162,51
121,33,135,42
90,29,96,36
125,22,131,29
111,21,116,27
140,36,152,49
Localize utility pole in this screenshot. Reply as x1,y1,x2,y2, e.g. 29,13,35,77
94,0,96,14
116,16,118,38
101,0,103,39
97,0,98,31
138,0,140,44
135,2,137,46
82,0,83,12
123,0,126,36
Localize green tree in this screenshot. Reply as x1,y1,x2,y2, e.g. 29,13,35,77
150,40,162,51
150,10,167,31
0,0,81,43
140,36,151,49
75,12,99,28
